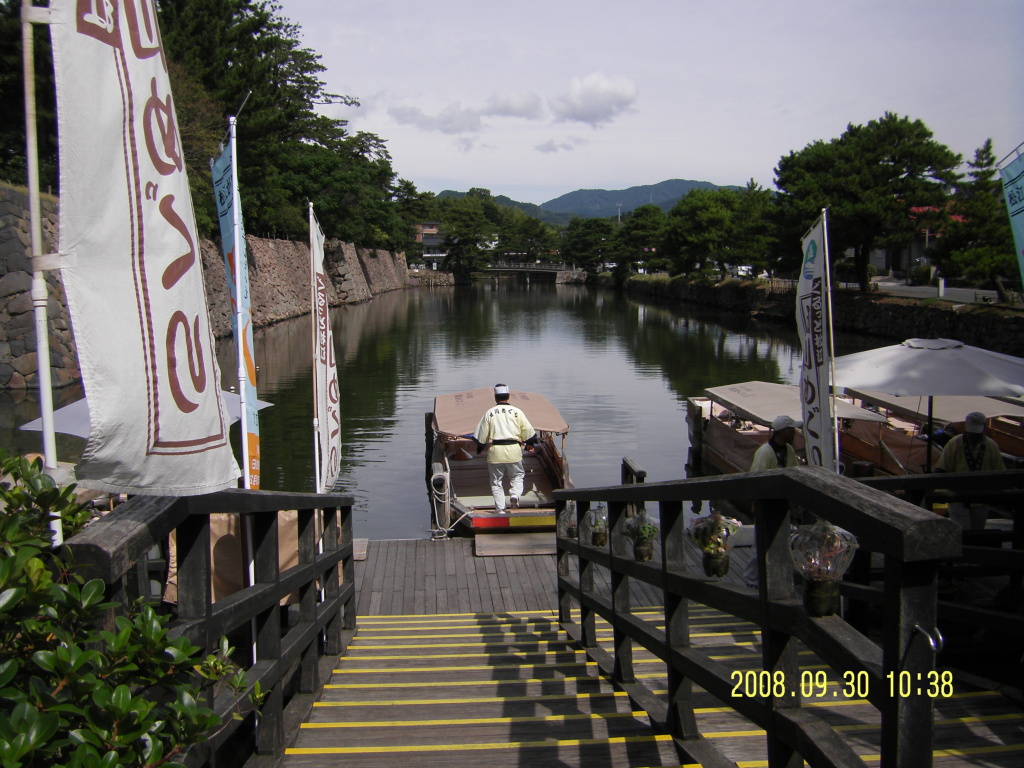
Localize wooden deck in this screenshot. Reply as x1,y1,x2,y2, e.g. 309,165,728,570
276,539,1024,768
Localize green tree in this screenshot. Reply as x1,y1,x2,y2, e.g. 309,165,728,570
774,112,961,291
0,0,57,191
496,208,557,263
929,139,1017,296
559,216,615,274
732,180,777,275
662,188,737,276
613,204,666,273
441,195,491,281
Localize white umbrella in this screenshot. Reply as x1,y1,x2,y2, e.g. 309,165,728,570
833,338,1024,471
19,390,272,439
832,338,1024,398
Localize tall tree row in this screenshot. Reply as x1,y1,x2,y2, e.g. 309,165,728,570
0,0,426,251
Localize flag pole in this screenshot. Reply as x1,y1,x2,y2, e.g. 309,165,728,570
227,116,253,488
22,0,61,544
309,202,322,493
821,208,841,473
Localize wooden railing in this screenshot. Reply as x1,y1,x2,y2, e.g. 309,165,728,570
856,470,1024,644
63,488,356,767
554,464,961,768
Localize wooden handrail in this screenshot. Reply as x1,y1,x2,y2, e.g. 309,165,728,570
554,463,961,768
63,488,357,766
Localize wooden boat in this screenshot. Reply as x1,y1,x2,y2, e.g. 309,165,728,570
842,388,1024,470
426,388,572,542
686,381,895,477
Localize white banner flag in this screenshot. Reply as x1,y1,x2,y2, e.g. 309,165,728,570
797,213,838,472
310,206,342,494
51,0,239,494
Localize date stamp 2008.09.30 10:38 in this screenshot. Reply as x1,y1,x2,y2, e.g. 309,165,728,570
730,669,956,701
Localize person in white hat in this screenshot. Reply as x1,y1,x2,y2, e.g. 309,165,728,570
749,414,802,472
934,411,1004,530
473,384,538,513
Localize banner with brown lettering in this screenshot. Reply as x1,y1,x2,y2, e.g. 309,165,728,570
51,0,240,494
309,206,342,494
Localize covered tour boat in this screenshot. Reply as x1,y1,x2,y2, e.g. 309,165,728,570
426,388,572,545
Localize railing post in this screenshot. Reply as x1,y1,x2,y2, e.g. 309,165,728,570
252,510,283,755
322,505,343,655
579,499,598,649
556,499,575,624
338,503,357,640
608,500,633,683
297,508,319,693
881,557,939,768
660,499,699,741
176,506,212,648
756,497,801,768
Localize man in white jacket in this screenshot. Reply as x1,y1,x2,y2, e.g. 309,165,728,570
473,384,537,513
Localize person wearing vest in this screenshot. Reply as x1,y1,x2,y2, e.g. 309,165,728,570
473,384,538,513
934,411,1005,530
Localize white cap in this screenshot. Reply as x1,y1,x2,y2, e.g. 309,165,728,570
494,384,510,396
964,411,986,434
772,414,801,431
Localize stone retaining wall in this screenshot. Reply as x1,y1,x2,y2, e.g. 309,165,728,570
0,184,413,388
0,186,79,390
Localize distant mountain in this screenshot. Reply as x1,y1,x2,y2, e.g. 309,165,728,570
541,179,742,219
435,178,742,226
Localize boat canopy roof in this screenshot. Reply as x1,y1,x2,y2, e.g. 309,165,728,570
842,387,1024,425
703,381,889,427
432,388,570,438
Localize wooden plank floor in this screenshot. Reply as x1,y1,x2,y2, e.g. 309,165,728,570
278,539,1024,767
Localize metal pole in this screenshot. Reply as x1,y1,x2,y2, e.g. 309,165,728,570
310,203,322,493
228,116,252,488
821,208,841,473
22,0,61,545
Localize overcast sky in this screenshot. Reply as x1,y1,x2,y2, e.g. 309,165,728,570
281,0,1023,206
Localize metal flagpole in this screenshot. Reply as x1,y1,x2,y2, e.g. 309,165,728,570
22,0,61,544
310,202,322,493
821,208,841,472
228,116,253,488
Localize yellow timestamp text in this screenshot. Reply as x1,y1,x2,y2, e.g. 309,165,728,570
729,669,955,699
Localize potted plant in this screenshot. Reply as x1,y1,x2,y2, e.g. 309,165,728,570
624,513,659,561
789,521,859,617
689,513,742,577
558,502,578,539
585,505,608,547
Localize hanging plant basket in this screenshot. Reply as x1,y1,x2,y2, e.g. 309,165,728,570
591,530,608,547
702,551,730,577
789,521,858,617
803,579,840,617
634,541,654,562
689,513,741,578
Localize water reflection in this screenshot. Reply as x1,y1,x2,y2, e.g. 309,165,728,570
4,283,880,540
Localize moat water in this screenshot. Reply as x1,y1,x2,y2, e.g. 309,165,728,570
1,281,881,539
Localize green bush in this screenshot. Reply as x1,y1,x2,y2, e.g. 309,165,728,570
0,451,252,767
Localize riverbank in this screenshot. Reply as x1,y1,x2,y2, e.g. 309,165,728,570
609,272,1024,357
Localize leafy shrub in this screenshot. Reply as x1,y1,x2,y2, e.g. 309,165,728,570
0,451,251,767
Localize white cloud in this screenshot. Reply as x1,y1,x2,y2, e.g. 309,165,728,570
549,73,638,127
535,136,587,153
388,102,483,134
483,92,544,119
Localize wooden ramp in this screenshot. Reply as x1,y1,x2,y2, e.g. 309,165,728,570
284,610,681,767
276,540,1024,768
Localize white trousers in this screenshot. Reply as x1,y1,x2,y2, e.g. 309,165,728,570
488,460,525,511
